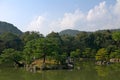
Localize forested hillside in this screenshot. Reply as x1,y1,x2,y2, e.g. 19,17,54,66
0,21,22,35
59,29,81,36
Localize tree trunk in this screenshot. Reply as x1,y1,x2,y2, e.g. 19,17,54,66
43,54,46,64
13,60,24,67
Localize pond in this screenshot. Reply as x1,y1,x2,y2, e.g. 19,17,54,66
0,61,120,80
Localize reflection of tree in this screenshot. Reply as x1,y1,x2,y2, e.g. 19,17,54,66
95,63,120,78
110,63,120,71
95,66,109,77
42,70,66,80
82,61,93,71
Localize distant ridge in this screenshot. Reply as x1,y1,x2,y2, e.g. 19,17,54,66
59,29,120,36
0,21,22,35
59,29,80,36
96,29,120,32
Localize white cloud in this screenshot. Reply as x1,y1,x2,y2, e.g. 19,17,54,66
85,1,113,31
85,0,120,31
26,15,53,35
26,0,120,35
87,1,107,22
60,10,84,29
26,16,45,31
50,9,85,32
114,0,120,16
50,1,113,32
26,16,51,35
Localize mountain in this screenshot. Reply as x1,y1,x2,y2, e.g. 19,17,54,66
59,29,81,36
0,21,22,35
59,29,120,36
59,29,90,36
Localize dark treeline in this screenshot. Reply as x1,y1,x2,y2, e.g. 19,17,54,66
0,30,120,68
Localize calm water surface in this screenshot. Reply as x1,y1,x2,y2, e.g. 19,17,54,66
0,61,120,80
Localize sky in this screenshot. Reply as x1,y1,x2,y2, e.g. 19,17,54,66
0,0,120,35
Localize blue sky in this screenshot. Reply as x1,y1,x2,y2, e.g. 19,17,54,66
0,0,119,35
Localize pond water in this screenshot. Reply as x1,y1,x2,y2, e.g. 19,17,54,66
0,61,120,80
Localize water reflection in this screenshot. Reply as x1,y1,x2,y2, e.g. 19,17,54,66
0,62,120,80
95,65,110,77
95,63,120,80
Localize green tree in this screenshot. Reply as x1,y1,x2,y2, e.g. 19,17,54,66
0,32,23,50
21,31,44,43
0,40,5,54
61,35,74,56
112,31,120,47
82,48,95,58
23,38,60,65
46,32,63,53
0,48,23,66
70,49,80,58
95,48,109,61
93,31,112,49
74,32,89,50
110,49,120,58
51,52,67,64
23,40,37,65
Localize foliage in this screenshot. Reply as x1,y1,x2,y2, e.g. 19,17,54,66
95,48,109,61
70,49,80,58
0,26,120,67
0,32,23,50
21,31,43,43
0,48,22,63
112,31,120,41
112,31,120,48
61,35,75,56
110,49,120,58
23,38,60,64
82,48,96,58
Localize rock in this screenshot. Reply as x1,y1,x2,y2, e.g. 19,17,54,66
117,59,120,62
96,61,109,65
110,58,120,63
96,61,102,65
110,58,115,63
77,67,80,70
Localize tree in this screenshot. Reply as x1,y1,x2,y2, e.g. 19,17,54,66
0,48,23,67
0,39,5,54
23,38,60,65
110,49,120,58
70,49,80,58
51,52,67,64
112,31,120,47
46,32,61,39
23,40,37,65
93,31,113,49
61,35,75,56
74,32,89,50
21,31,44,43
0,32,23,50
82,48,95,58
46,32,63,54
95,48,109,61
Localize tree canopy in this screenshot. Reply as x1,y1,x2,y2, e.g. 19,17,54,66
0,29,120,67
